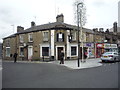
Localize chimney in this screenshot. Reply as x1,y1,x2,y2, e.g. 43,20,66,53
56,14,64,23
31,21,36,27
17,26,24,32
113,22,117,33
93,28,98,32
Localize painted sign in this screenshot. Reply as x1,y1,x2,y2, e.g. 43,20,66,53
104,44,117,48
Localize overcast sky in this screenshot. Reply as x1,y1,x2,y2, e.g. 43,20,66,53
0,0,119,42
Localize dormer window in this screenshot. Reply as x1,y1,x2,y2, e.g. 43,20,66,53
43,32,49,41
57,33,64,42
28,33,33,42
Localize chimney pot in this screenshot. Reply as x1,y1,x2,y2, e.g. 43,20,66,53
56,14,64,23
17,26,24,32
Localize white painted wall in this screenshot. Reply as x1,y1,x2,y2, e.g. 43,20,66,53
66,30,70,57
51,30,55,56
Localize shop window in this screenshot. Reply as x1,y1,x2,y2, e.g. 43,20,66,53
57,33,64,42
19,47,24,56
71,46,77,56
42,47,49,56
6,47,10,57
71,32,76,41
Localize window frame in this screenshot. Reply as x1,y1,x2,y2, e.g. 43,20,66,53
28,33,33,42
19,35,24,43
71,46,77,56
43,32,49,41
19,46,24,56
6,47,10,57
42,47,49,56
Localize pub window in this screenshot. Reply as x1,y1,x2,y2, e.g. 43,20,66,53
71,46,77,56
71,32,76,41
57,33,64,42
42,47,49,56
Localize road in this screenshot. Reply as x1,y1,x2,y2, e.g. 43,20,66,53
2,60,120,88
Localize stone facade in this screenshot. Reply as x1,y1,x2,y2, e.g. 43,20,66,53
2,14,120,61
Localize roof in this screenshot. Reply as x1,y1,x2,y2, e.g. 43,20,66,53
3,22,93,39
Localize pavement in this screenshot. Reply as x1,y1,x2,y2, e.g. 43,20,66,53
49,58,102,69
3,58,102,69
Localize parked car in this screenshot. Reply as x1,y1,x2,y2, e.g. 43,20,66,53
101,52,120,62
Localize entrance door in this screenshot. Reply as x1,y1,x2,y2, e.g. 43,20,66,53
57,47,63,60
28,46,33,59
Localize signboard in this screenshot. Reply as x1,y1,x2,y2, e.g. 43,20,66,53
96,43,104,48
104,44,117,48
84,43,94,47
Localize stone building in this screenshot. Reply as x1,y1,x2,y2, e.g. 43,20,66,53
2,14,120,61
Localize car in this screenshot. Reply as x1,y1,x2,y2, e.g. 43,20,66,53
101,52,120,62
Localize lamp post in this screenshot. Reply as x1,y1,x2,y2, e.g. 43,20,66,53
77,2,83,67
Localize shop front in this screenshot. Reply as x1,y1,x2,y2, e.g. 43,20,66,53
104,44,118,52
84,43,94,58
96,43,104,58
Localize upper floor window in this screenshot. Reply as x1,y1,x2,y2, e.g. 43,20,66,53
43,32,49,41
28,33,33,42
19,35,24,43
71,32,76,41
57,33,64,42
6,39,10,46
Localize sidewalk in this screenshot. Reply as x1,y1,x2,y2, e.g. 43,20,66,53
50,58,102,69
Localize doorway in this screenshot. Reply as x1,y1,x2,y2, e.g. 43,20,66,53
28,46,33,60
57,47,63,60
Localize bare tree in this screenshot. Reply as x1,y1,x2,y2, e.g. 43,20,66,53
73,0,87,64
73,0,87,26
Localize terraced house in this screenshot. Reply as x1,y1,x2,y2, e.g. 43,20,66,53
2,14,120,61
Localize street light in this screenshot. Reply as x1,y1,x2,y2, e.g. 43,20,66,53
77,2,83,67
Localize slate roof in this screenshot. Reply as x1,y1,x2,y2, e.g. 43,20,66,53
3,22,93,39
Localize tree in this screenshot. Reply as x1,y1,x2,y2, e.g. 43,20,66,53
73,0,87,27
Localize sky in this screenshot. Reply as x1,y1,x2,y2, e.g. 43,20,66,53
0,0,119,42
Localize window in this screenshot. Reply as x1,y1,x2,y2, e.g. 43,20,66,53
42,47,49,56
19,47,24,56
71,46,77,56
29,34,33,42
6,39,10,46
43,32,49,41
6,47,10,57
19,35,24,43
71,32,76,41
57,33,64,42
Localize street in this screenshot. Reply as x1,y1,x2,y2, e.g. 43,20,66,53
2,60,119,88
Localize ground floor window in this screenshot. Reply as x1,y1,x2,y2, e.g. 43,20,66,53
19,47,24,56
42,47,49,56
6,47,10,57
71,46,77,56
